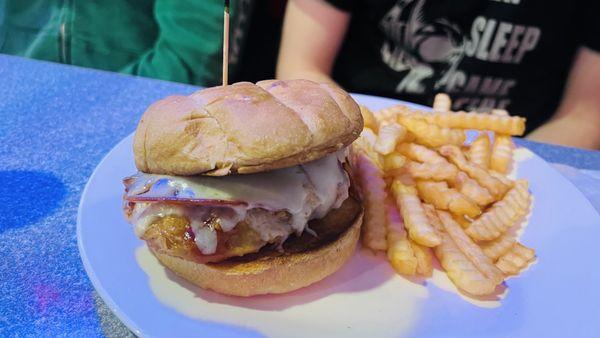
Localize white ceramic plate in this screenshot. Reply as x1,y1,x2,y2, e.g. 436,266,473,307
78,96,600,338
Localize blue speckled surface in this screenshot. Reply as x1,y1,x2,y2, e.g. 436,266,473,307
515,139,600,170
0,54,195,337
0,54,598,337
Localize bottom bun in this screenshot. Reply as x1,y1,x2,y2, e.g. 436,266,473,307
150,210,363,297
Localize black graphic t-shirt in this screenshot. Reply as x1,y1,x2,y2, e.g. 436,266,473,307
325,0,600,131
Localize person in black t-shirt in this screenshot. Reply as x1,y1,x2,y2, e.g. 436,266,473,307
276,0,600,149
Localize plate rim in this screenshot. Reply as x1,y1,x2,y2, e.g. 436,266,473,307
76,135,145,337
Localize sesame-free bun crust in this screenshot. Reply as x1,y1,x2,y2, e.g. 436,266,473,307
150,209,362,297
133,80,363,175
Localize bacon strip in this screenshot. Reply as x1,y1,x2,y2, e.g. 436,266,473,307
125,195,247,206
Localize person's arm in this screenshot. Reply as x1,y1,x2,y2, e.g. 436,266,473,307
527,48,600,149
120,1,225,86
276,0,350,85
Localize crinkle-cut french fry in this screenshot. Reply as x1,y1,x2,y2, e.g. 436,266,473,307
385,199,417,275
398,143,459,181
439,145,510,200
495,243,536,275
490,135,514,174
437,210,505,285
353,128,382,167
355,153,388,251
352,129,376,156
395,173,416,188
512,242,535,260
452,172,495,207
468,132,491,169
375,123,407,155
453,214,472,228
416,181,481,218
384,153,407,169
359,105,378,132
396,142,446,163
419,111,526,136
378,115,398,127
433,93,451,112
466,180,531,241
411,240,434,276
489,169,514,187
383,153,407,177
406,161,458,181
422,204,441,229
391,180,441,247
376,105,406,126
423,207,500,295
479,232,517,261
359,127,378,148
397,115,466,148
378,104,411,120
435,233,499,295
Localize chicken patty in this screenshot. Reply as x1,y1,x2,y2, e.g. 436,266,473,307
140,196,361,264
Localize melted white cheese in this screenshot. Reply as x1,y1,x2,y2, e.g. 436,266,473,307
125,151,350,254
193,226,218,255
246,210,293,243
302,154,349,219
130,203,187,237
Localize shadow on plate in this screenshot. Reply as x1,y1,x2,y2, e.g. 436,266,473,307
164,247,395,311
0,170,66,232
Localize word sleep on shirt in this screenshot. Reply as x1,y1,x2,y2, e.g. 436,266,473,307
325,0,600,131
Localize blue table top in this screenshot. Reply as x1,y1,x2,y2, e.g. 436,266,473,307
0,54,598,337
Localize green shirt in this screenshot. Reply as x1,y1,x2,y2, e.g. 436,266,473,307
0,0,253,86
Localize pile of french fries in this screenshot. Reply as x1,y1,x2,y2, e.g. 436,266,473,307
352,94,535,296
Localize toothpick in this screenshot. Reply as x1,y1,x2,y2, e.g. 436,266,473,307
222,0,230,86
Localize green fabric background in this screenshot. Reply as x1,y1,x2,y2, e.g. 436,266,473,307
0,0,251,86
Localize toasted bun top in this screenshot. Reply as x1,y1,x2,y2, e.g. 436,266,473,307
133,79,363,175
